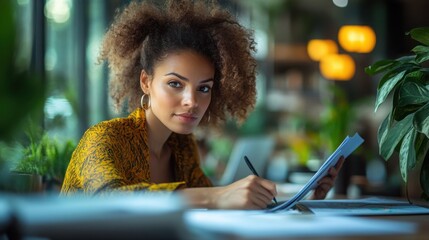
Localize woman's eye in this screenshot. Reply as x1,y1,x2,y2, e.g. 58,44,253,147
168,81,182,88
199,85,211,93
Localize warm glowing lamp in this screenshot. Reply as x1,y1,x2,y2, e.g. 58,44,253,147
338,25,376,53
319,54,355,81
307,39,338,61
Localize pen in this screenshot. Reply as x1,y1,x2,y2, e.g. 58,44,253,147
244,155,278,205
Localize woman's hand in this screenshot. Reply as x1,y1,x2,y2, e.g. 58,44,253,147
180,175,277,210
311,156,345,200
213,175,278,209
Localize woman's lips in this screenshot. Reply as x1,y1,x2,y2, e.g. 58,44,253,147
175,113,198,123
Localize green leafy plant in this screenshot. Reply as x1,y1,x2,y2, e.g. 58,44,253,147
12,129,76,187
320,85,353,153
365,27,429,199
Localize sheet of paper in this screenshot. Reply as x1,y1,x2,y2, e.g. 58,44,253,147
297,197,429,216
184,209,416,238
268,133,364,212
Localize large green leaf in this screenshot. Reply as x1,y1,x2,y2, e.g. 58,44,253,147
395,104,425,122
399,130,417,182
391,81,403,121
396,55,417,63
401,70,427,88
410,27,429,46
379,113,414,160
365,56,415,76
375,70,407,112
377,63,418,89
377,113,391,151
394,78,429,121
414,102,429,138
420,68,429,74
412,45,429,63
398,81,429,106
375,58,416,89
393,79,429,121
420,154,429,198
365,59,397,76
415,134,429,165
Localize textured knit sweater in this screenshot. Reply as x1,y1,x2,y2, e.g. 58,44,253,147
60,108,212,196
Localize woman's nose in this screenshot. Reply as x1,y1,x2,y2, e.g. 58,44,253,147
182,90,198,108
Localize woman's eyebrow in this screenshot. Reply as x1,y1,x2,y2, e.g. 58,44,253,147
165,72,214,83
165,72,188,81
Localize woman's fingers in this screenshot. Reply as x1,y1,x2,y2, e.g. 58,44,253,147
258,177,278,197
313,156,345,199
221,175,277,209
333,157,345,176
315,176,333,199
250,192,271,209
244,175,277,206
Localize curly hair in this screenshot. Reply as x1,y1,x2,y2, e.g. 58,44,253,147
99,0,257,127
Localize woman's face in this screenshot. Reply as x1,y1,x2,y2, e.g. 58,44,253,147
141,50,214,134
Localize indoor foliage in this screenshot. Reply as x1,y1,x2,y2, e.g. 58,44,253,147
365,27,429,199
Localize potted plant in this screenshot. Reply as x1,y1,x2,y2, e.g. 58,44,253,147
365,27,429,200
8,127,76,193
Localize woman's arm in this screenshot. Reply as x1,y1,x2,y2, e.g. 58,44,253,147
178,175,277,209
179,156,344,209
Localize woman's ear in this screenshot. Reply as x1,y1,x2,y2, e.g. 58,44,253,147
140,70,150,93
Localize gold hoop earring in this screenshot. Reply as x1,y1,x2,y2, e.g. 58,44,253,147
141,94,150,110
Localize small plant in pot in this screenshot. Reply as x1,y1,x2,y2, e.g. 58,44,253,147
9,128,76,193
365,27,429,200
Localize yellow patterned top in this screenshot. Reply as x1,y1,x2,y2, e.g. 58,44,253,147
60,108,212,196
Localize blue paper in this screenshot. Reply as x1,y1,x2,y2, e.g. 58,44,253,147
268,133,364,212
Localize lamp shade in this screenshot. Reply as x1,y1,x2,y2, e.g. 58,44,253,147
307,39,338,61
338,25,376,53
319,54,355,81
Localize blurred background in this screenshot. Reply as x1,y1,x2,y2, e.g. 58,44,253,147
1,0,429,199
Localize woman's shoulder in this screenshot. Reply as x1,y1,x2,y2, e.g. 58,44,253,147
82,109,144,140
87,117,128,134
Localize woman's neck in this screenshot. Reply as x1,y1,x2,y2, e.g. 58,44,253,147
144,109,172,158
143,109,174,183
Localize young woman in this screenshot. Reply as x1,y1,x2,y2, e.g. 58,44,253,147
60,0,343,209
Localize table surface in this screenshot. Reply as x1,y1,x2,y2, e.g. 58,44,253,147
187,214,429,240
185,195,429,240
2,193,427,240
300,214,429,240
